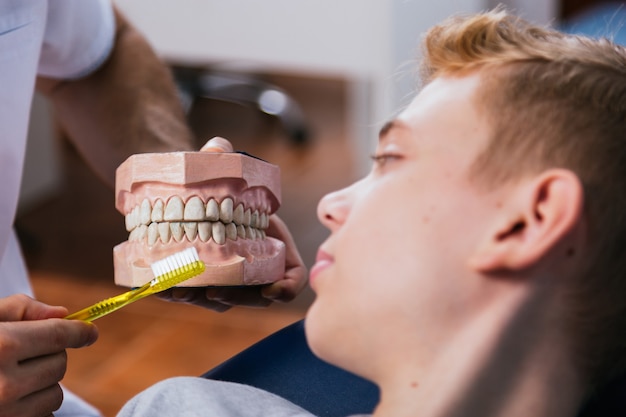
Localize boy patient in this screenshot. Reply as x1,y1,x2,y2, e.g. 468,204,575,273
117,7,626,417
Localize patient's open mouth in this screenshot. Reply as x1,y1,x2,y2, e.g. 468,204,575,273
113,152,286,288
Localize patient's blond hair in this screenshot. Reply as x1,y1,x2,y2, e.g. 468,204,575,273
421,8,626,388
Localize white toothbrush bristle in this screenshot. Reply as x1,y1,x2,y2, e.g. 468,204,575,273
150,247,200,279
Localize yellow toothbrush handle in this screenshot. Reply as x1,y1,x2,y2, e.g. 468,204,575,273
65,249,205,322
65,285,151,322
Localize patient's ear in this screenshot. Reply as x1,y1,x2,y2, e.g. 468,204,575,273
469,169,584,273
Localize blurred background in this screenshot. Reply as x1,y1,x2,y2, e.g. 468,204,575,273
15,0,623,415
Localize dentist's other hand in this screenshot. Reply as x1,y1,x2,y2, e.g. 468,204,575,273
157,137,308,312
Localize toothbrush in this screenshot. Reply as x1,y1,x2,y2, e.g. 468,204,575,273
65,247,205,322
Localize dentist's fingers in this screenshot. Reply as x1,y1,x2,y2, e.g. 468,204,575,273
199,137,234,153
261,215,308,303
0,294,68,322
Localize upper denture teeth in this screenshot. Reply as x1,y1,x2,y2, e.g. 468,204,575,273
126,206,140,232
184,196,205,221
243,208,251,226
140,199,151,225
250,210,259,228
206,199,219,221
220,198,234,223
125,195,270,243
233,204,244,225
152,199,164,222
164,196,184,221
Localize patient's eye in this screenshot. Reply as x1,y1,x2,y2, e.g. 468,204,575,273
370,153,401,169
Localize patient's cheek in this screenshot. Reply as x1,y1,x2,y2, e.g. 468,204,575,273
113,152,285,288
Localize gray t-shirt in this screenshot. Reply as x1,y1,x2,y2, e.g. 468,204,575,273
117,377,372,417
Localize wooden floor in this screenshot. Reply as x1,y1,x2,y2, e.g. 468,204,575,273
18,72,358,416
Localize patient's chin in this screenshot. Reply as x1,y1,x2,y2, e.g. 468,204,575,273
113,151,284,288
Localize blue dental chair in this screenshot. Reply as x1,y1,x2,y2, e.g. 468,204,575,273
202,319,379,417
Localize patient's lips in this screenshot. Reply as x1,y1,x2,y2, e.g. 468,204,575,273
113,152,286,288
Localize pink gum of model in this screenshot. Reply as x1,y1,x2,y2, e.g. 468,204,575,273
113,152,285,288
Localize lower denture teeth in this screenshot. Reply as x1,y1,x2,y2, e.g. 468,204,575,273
183,222,198,240
198,222,211,242
158,222,171,243
226,223,237,241
237,224,246,239
147,223,158,246
212,222,226,245
136,224,148,241
170,222,184,242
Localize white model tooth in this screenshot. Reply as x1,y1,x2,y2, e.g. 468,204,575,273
237,224,246,239
212,222,226,245
183,222,198,241
198,222,211,242
243,208,251,226
129,206,140,230
250,210,259,228
226,223,237,241
262,212,269,229
158,222,171,243
259,229,266,239
140,199,152,225
147,223,158,246
151,199,164,222
136,224,148,240
184,196,205,221
164,196,184,221
245,226,254,240
170,222,184,242
220,198,234,223
125,212,133,232
128,228,138,241
206,199,219,221
233,204,244,225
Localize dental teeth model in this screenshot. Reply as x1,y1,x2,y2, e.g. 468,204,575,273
113,151,286,288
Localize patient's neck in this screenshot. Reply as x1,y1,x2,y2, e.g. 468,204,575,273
372,284,586,417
